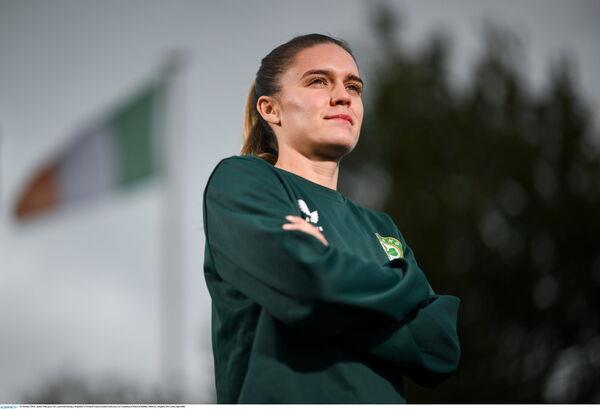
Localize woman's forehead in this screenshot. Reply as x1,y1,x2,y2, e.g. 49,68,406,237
287,43,359,79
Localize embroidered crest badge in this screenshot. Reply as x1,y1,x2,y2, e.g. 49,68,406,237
297,199,324,231
375,233,404,260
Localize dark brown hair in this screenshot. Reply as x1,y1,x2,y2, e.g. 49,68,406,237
241,33,356,165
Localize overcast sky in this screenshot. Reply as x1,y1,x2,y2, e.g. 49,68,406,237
1,0,598,403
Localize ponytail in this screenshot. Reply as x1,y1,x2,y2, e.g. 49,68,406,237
241,81,278,165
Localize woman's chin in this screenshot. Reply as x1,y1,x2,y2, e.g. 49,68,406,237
317,137,357,160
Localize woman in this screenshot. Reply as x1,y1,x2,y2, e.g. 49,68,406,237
202,33,461,403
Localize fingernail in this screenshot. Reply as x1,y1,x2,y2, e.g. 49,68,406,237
285,215,294,221
282,224,291,229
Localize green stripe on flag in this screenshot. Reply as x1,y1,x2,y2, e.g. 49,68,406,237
113,84,162,187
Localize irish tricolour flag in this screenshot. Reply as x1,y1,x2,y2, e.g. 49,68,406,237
14,81,165,221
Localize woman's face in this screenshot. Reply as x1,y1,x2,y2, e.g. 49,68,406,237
268,43,364,160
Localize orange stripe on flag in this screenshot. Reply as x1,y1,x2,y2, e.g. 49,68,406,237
14,162,61,220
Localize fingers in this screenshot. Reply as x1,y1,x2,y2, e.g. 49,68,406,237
282,215,328,246
283,215,308,225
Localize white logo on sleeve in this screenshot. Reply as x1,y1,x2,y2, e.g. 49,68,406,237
297,199,324,231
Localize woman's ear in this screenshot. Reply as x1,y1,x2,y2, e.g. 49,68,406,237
257,95,281,126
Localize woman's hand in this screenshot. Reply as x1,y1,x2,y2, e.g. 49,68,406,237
282,215,329,246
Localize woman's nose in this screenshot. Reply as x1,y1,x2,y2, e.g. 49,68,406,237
330,83,351,106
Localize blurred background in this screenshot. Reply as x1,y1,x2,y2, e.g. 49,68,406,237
1,0,599,404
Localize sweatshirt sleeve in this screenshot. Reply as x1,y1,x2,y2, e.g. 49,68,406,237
203,156,432,336
348,293,461,387
345,227,461,387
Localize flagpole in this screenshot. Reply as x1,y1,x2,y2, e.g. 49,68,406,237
158,51,187,401
0,126,3,213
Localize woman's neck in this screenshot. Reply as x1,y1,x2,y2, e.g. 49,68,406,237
274,146,340,191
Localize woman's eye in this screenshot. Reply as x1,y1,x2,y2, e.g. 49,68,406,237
309,78,327,86
347,84,363,95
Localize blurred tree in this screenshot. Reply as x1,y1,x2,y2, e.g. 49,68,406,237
20,372,182,404
341,3,600,403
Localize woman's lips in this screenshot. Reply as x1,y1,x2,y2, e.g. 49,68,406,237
325,114,353,125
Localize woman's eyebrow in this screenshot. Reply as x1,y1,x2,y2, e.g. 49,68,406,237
300,69,364,85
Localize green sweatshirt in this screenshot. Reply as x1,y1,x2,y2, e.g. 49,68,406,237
202,154,461,403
